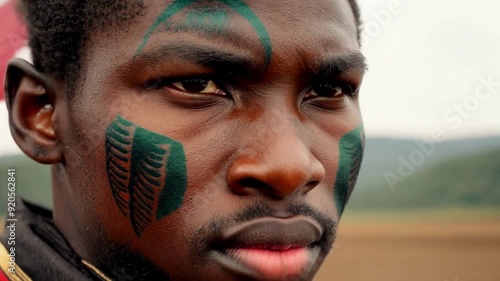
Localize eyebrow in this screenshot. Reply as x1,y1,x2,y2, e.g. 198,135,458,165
316,52,368,77
129,43,258,73
124,43,367,82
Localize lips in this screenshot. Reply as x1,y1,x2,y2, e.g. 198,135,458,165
212,216,323,280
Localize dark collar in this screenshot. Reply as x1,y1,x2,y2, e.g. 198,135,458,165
0,200,111,281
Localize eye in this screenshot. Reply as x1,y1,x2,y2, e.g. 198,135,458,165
145,78,226,96
305,82,354,99
170,78,226,96
303,81,357,110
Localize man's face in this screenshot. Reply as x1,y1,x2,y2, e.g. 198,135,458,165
57,0,365,280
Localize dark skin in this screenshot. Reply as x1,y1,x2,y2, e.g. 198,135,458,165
5,0,365,280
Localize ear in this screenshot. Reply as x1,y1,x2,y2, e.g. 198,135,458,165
5,58,63,164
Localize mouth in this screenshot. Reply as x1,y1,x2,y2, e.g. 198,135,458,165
211,216,323,280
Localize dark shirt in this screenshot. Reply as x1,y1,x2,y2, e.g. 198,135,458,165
0,200,110,281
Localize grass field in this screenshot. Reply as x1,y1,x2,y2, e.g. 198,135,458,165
315,211,500,281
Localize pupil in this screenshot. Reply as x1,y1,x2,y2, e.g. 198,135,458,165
316,85,338,97
182,79,208,93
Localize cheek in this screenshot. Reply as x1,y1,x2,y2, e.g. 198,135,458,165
130,133,237,274
56,106,122,243
104,115,188,237
171,125,241,223
333,124,364,217
65,102,234,238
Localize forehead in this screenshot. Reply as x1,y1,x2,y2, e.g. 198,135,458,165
84,0,359,79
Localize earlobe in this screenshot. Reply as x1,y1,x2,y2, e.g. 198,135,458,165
5,58,62,164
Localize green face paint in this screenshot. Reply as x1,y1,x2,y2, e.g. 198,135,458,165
333,124,365,218
105,115,187,237
166,6,230,35
135,0,272,66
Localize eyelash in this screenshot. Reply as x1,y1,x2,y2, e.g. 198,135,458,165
144,76,221,90
310,81,356,98
143,76,357,106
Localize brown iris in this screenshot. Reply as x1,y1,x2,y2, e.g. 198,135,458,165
172,78,224,95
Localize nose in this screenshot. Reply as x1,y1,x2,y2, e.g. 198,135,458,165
226,125,326,199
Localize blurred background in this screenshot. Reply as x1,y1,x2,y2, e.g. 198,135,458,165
1,0,499,280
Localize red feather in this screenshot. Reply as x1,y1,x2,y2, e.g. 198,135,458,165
0,0,27,101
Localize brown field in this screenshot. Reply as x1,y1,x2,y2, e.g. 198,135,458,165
2,211,500,281
315,217,500,281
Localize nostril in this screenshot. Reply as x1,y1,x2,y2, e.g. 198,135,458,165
309,180,320,187
239,177,271,190
238,177,274,196
304,180,321,193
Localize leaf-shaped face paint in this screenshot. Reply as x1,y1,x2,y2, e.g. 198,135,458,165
333,124,365,218
105,116,188,237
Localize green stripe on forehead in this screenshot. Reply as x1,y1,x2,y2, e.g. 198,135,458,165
135,0,272,66
178,6,230,34
216,0,272,66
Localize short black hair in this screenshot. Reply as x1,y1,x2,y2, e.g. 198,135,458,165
18,0,361,91
348,0,361,40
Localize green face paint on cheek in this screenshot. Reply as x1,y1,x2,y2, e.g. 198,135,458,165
105,115,188,237
135,0,273,66
333,124,365,218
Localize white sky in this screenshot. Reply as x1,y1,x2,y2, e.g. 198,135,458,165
358,0,500,139
1,0,500,156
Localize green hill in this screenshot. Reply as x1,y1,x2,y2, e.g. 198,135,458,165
356,137,500,191
349,146,500,210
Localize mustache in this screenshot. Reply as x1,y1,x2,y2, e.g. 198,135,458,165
193,202,338,255
90,203,337,281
